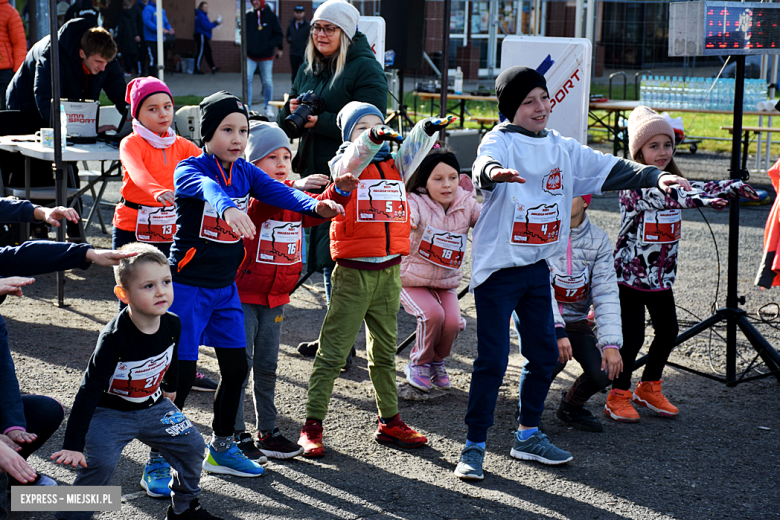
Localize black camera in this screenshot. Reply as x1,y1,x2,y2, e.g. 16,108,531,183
283,91,326,138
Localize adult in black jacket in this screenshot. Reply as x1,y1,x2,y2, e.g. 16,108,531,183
64,0,99,26
133,0,148,75
6,18,127,127
117,0,141,75
245,0,283,116
286,5,309,83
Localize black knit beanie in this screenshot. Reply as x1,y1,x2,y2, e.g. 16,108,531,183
200,91,249,142
418,152,460,184
495,66,548,121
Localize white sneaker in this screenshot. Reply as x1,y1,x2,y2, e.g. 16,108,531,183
264,106,275,119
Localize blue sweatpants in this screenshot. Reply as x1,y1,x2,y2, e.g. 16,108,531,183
465,261,559,443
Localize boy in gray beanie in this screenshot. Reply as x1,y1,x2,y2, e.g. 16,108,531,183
232,120,357,460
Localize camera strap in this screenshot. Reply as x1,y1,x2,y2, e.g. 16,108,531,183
293,130,314,175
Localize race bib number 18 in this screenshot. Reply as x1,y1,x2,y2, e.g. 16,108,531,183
356,179,407,223
256,220,303,265
417,226,467,270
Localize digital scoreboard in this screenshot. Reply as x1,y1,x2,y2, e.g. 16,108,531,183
669,1,780,56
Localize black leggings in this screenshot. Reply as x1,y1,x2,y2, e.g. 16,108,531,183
613,285,679,391
195,34,215,71
175,348,247,437
7,395,65,485
551,320,612,406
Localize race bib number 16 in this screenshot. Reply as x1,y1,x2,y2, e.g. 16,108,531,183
256,220,303,265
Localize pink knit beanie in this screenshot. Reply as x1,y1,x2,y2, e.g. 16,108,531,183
125,77,173,120
628,106,675,161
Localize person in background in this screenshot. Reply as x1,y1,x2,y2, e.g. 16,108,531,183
193,1,221,75
245,0,283,117
0,0,26,111
117,0,142,76
142,0,173,78
133,0,148,75
285,5,309,84
65,0,99,26
56,2,70,28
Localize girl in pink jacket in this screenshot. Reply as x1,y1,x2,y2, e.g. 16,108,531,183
400,146,482,392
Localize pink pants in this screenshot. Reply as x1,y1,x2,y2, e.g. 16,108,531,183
400,287,462,366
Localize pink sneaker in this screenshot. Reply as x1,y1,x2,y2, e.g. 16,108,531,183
430,361,451,389
403,363,431,392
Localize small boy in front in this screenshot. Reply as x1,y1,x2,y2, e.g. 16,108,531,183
52,243,222,520
455,66,690,480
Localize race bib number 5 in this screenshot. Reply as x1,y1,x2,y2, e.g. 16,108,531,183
417,226,467,270
256,220,303,265
642,209,682,244
136,205,177,243
511,202,561,245
199,195,250,243
356,179,407,223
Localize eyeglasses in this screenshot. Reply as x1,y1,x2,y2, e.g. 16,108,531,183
310,24,338,36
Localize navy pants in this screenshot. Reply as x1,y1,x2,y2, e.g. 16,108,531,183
466,262,559,443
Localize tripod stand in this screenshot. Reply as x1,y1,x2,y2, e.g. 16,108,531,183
635,56,780,386
385,71,416,135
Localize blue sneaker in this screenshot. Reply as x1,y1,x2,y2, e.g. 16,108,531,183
202,442,265,477
510,431,573,465
140,457,172,498
454,445,485,480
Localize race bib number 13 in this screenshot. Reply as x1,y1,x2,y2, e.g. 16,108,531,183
136,205,177,243
356,179,407,223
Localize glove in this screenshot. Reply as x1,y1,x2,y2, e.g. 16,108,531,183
216,14,223,24
369,125,403,144
423,115,458,136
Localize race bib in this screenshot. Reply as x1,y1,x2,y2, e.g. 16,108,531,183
417,226,467,270
136,205,177,243
107,345,174,403
511,202,561,245
551,267,589,303
199,194,250,243
256,219,303,265
356,179,407,223
642,209,682,244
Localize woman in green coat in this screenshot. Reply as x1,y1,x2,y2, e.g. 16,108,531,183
277,0,388,361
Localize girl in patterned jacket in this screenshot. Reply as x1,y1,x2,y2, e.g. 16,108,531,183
399,145,481,392
606,106,758,423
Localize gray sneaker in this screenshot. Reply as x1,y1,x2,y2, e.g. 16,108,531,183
510,431,573,465
454,445,485,480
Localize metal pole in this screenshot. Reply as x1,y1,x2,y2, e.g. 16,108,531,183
48,0,65,307
574,0,583,38
156,0,164,81
439,0,452,141
241,3,248,107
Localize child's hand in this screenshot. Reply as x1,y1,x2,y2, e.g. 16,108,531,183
423,115,458,136
51,449,87,468
710,198,728,210
0,434,21,451
658,174,691,193
369,125,403,144
33,206,79,226
314,200,345,219
1,442,36,482
0,276,34,297
86,249,138,266
156,191,175,207
293,174,329,192
490,169,526,184
601,348,623,380
557,337,572,364
163,391,177,402
7,430,37,444
334,173,358,192
224,207,256,240
731,182,759,200
410,216,417,230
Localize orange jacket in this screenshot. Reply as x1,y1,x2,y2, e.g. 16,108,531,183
114,132,201,232
329,158,411,261
757,158,780,288
0,0,25,72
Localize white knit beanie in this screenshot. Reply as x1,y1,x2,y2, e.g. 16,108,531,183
311,0,359,40
628,106,676,161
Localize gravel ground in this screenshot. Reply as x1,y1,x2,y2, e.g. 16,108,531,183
5,144,780,520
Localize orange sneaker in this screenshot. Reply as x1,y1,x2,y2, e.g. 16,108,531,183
632,380,679,417
298,420,325,457
604,389,640,423
375,414,427,448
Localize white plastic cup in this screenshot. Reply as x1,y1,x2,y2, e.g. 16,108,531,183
35,128,55,147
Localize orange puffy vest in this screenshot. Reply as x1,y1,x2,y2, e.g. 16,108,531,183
330,158,411,261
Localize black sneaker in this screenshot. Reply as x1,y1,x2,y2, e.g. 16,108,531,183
193,69,205,75
556,394,603,432
234,432,267,462
166,498,223,520
211,67,221,75
192,371,218,392
256,428,304,459
297,340,319,357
